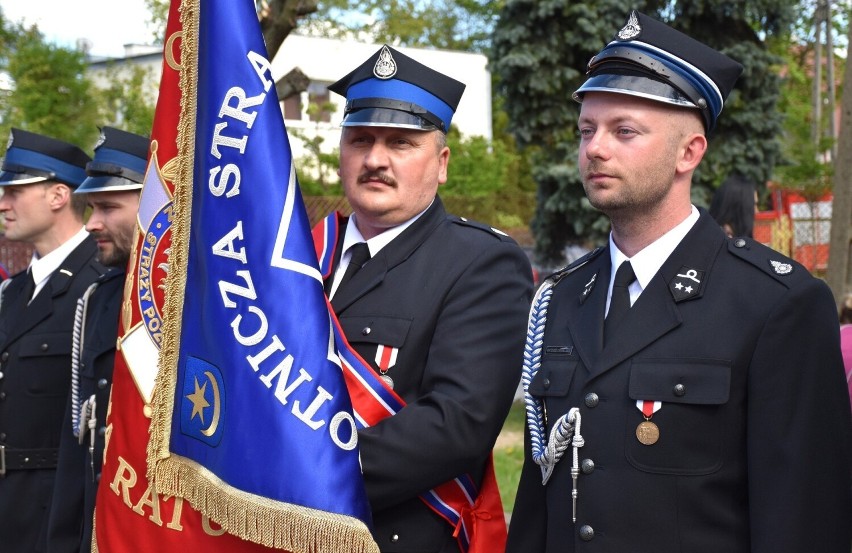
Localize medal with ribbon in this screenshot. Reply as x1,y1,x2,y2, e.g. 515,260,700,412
635,400,661,445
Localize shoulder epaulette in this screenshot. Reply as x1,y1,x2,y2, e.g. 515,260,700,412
726,237,810,287
449,215,515,242
548,246,605,284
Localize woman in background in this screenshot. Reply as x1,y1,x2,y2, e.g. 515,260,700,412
710,173,757,238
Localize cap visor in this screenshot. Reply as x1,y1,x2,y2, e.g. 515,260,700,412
573,73,697,108
341,107,438,130
75,175,144,194
0,171,48,186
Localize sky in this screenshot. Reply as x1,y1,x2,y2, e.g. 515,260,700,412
1,0,156,58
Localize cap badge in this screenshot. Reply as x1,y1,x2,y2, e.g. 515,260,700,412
770,260,793,275
6,132,13,151
617,11,642,40
373,45,398,80
94,131,106,150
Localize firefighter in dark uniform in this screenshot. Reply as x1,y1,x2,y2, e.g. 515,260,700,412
320,45,533,551
0,129,103,552
507,11,852,553
45,127,149,552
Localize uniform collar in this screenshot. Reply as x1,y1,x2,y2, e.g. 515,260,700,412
29,226,89,294
608,205,699,305
342,200,434,258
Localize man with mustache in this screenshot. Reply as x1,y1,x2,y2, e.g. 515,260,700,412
507,11,852,553
46,127,149,552
0,129,103,551
316,45,533,552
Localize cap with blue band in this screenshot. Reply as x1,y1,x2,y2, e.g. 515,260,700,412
573,11,743,133
329,45,466,133
75,127,150,194
0,128,90,187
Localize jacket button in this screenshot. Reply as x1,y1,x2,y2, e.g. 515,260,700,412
390,534,399,543
579,525,595,541
40,343,49,352
542,377,551,389
0,392,5,400
0,371,4,380
581,459,595,474
734,238,746,248
0,352,7,361
673,383,686,397
362,327,371,336
97,378,109,389
99,426,107,437
0,433,5,441
584,393,599,408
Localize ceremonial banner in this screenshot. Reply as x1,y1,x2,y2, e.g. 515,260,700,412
95,0,378,551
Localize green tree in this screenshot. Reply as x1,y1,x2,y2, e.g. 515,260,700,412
305,0,502,53
94,64,157,136
492,1,796,264
290,99,341,195
0,20,101,148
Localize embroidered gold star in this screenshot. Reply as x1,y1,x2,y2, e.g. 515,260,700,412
186,377,210,424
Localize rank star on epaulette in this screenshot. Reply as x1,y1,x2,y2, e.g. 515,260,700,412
669,266,705,302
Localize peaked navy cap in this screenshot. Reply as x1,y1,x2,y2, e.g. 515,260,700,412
573,11,743,132
76,127,150,194
0,128,90,187
328,44,466,133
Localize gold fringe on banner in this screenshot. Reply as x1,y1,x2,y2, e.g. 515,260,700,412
145,1,378,551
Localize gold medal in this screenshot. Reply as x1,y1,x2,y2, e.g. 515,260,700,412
380,374,394,389
636,420,659,445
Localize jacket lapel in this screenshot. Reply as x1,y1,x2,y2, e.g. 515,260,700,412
563,254,608,371
585,212,726,383
3,236,100,345
330,197,446,313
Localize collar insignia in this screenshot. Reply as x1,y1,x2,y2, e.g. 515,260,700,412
617,11,642,40
669,266,705,302
770,260,793,275
580,272,597,304
373,45,398,80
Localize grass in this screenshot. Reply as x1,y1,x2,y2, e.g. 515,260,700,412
494,400,526,513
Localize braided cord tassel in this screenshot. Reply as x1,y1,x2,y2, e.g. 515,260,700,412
71,282,99,438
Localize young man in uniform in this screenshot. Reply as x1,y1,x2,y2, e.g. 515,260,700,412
508,11,852,553
46,127,149,552
0,129,104,551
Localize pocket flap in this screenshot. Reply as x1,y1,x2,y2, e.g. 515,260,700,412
340,315,411,347
19,332,72,358
528,355,579,397
629,358,730,404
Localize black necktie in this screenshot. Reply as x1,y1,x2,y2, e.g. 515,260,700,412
21,270,36,306
604,261,636,344
336,242,371,294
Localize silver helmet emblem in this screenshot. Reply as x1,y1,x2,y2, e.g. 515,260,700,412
618,11,642,40
373,45,398,80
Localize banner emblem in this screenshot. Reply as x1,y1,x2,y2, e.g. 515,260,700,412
181,356,225,446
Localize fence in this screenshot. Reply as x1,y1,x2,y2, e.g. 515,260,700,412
753,187,831,275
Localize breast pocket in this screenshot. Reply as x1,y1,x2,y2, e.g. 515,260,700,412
625,358,731,475
527,350,580,432
19,332,73,396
